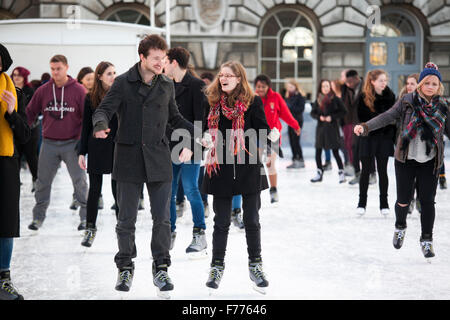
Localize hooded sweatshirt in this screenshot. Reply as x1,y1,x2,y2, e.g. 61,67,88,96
26,76,86,141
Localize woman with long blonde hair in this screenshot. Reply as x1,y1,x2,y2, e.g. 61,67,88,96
201,61,279,294
354,63,450,260
354,69,396,216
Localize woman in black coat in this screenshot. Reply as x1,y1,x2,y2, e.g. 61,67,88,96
355,70,396,216
201,61,279,293
310,80,347,183
78,62,118,248
0,43,30,300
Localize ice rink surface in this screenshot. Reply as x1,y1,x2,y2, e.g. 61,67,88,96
10,147,450,300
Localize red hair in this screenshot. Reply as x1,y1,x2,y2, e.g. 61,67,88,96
11,66,31,88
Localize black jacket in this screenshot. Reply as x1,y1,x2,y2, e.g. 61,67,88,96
0,87,31,237
285,92,305,122
310,96,347,150
92,63,195,183
166,72,206,151
201,96,271,196
78,94,118,174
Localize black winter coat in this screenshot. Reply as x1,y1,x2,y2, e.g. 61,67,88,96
310,96,347,150
166,72,205,152
0,88,31,237
201,96,271,196
79,94,118,174
356,86,396,158
285,92,305,123
92,63,195,183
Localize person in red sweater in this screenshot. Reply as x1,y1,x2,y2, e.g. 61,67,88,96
254,74,301,203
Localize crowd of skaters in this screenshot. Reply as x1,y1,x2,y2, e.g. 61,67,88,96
1,33,450,300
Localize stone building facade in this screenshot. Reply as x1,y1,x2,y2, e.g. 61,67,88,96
1,0,450,98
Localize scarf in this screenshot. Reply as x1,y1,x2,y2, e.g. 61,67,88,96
400,92,447,155
317,92,335,113
0,72,18,157
205,94,248,177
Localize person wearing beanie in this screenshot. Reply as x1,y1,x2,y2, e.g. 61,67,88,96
0,43,31,300
354,62,450,261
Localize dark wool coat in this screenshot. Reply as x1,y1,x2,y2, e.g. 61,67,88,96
92,63,195,183
201,96,271,196
285,92,306,123
357,86,396,158
310,96,347,150
0,88,31,237
78,94,118,174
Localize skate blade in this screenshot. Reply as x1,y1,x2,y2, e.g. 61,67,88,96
156,289,171,300
252,284,267,295
208,288,218,296
425,257,433,264
187,250,208,260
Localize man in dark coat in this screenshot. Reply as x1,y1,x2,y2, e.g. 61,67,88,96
92,35,197,297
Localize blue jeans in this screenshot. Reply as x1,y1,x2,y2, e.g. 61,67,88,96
0,238,14,272
325,149,331,162
176,166,208,203
232,195,242,210
170,162,206,232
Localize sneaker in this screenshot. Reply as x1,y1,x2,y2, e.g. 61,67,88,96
176,200,185,217
380,208,390,216
115,264,134,292
231,208,244,229
249,258,268,294
439,175,447,190
369,173,377,185
203,201,210,218
81,226,97,247
28,219,43,231
269,187,279,203
152,263,174,293
323,161,332,171
169,231,176,251
348,172,360,185
356,207,366,216
77,220,87,231
70,196,79,210
138,198,144,211
206,261,225,290
310,169,323,183
338,169,346,184
420,238,435,259
0,271,24,300
98,195,104,210
186,228,207,254
393,228,406,249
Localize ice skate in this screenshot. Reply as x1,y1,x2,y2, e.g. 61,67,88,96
249,259,268,295
369,173,377,185
420,238,435,262
206,261,224,292
348,172,360,186
231,208,244,230
81,226,97,247
152,263,174,299
186,228,208,259
70,195,79,210
393,228,406,249
98,195,104,210
310,169,323,183
287,159,304,169
28,219,43,231
169,231,176,251
338,169,346,184
380,208,390,217
115,265,134,292
269,187,279,203
439,175,447,190
77,220,87,231
356,207,366,216
176,200,185,217
203,201,210,218
0,271,24,300
323,161,332,171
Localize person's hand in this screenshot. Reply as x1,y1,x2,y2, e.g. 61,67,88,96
295,128,301,136
78,155,87,170
94,128,110,139
268,128,280,142
354,125,364,136
1,90,16,114
179,147,193,162
200,132,214,149
319,115,326,122
325,116,332,122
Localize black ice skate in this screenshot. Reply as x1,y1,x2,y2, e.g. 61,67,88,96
28,219,43,231
206,261,224,293
393,228,406,249
420,238,435,262
269,187,279,203
81,226,97,247
248,259,269,295
115,264,134,292
0,271,24,300
152,263,174,299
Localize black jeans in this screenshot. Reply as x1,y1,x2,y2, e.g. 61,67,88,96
359,156,389,209
86,173,118,227
288,117,303,161
17,127,39,181
316,148,343,170
395,159,438,240
212,193,262,262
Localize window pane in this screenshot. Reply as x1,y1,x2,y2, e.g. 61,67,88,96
282,27,314,47
261,61,277,79
262,16,280,36
262,39,277,58
137,15,150,25
370,42,387,66
116,10,140,24
370,13,415,37
297,60,312,78
280,62,295,79
276,10,299,28
398,42,415,65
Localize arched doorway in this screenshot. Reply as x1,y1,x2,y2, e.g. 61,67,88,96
259,9,316,98
366,8,423,95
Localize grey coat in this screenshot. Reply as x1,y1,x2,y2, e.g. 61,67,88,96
361,92,450,175
92,63,195,183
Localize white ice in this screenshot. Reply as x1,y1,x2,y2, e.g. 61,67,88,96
10,146,450,300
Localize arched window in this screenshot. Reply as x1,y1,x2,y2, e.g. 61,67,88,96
259,9,315,94
105,9,150,25
366,10,422,94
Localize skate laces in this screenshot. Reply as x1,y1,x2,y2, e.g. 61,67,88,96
250,263,265,279
209,266,223,281
1,280,19,295
422,241,432,252
396,230,406,240
119,270,132,283
155,270,170,284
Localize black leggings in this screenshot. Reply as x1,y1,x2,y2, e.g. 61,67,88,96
17,127,39,181
395,159,438,240
87,173,118,227
212,193,262,262
359,156,389,209
316,148,343,171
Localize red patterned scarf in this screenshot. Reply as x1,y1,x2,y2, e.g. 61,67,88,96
205,94,249,177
